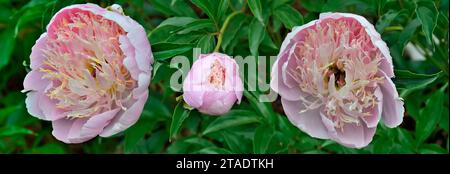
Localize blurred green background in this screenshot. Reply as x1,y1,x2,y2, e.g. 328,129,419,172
0,0,448,154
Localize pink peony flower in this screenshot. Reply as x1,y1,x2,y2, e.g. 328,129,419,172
22,3,153,143
183,53,243,115
270,13,404,148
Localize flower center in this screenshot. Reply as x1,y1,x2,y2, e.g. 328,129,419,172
208,60,226,89
39,11,136,118
324,63,346,90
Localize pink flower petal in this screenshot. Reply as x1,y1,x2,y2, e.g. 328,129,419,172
100,91,148,137
281,99,329,139
379,71,404,128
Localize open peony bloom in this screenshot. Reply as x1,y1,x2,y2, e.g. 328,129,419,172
22,3,153,143
270,12,404,148
183,53,243,115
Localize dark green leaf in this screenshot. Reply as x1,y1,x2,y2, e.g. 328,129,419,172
416,1,438,47
152,43,194,60
149,0,197,17
0,126,34,137
196,35,215,54
221,13,247,51
202,110,260,135
177,19,215,34
27,143,65,154
0,28,15,70
376,10,403,33
416,90,444,144
156,17,197,28
273,5,304,29
248,18,265,56
124,117,158,153
222,131,252,153
170,101,191,139
248,0,264,24
253,124,274,154
193,147,232,154
393,70,441,90
419,144,447,154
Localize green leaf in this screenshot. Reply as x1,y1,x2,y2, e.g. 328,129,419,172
376,10,403,33
439,106,449,132
177,19,215,34
152,42,194,60
273,5,304,29
416,90,444,144
396,128,415,150
27,143,65,154
149,0,197,17
419,144,448,154
145,130,168,153
202,110,260,135
0,28,15,70
247,0,264,24
393,19,421,56
221,13,247,52
300,0,326,12
193,147,232,154
196,35,215,54
124,117,158,153
243,90,277,126
416,1,438,47
183,137,215,147
393,70,441,90
222,131,252,154
170,101,191,139
271,0,294,9
248,18,265,56
156,17,197,28
191,0,226,26
0,126,34,137
253,124,274,154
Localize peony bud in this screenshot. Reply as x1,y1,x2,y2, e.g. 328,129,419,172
183,53,243,115
22,3,153,143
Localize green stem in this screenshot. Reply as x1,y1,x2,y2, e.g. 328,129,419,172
214,11,242,52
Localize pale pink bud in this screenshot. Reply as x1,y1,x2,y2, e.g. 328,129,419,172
270,13,404,148
22,3,153,143
183,53,243,115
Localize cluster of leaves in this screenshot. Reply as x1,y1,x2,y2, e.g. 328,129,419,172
0,0,448,154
